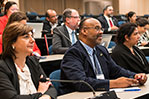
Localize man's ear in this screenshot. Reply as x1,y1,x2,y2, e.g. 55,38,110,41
66,17,70,23
46,17,50,21
82,29,88,35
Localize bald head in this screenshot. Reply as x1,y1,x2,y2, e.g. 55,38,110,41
79,18,101,34
79,18,103,48
46,9,57,24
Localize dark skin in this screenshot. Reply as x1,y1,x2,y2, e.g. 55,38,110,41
79,18,147,88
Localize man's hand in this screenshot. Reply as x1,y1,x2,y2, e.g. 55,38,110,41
110,77,139,88
134,73,147,85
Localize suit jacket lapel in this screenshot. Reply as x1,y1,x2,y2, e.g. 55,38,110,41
95,47,108,78
78,41,96,76
63,25,72,45
103,16,109,28
5,57,20,94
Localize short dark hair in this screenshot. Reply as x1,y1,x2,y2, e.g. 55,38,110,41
45,11,50,18
63,8,74,22
2,22,33,59
6,11,28,26
103,5,112,13
136,18,149,27
126,11,136,21
116,22,137,44
4,1,17,15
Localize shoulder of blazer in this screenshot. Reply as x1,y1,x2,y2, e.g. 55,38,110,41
26,56,39,66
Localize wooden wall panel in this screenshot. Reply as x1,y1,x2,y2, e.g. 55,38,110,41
19,0,83,15
65,0,83,15
44,0,64,15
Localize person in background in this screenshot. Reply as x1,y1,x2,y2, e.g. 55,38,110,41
0,22,57,99
136,18,149,47
0,0,5,14
0,1,19,35
59,18,147,95
98,5,119,34
111,23,149,73
0,11,41,56
42,9,59,37
52,8,80,54
126,11,137,23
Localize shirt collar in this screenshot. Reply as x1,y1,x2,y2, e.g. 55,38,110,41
65,25,75,34
80,40,95,56
104,15,112,20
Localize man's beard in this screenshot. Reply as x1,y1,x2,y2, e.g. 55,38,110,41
107,14,113,17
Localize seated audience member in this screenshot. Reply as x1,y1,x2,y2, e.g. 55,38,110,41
111,23,149,73
0,11,41,56
0,22,57,98
42,9,60,37
52,8,80,54
136,18,149,47
0,1,19,35
59,18,147,95
98,5,119,34
126,11,137,23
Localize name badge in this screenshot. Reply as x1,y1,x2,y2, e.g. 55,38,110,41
96,74,105,79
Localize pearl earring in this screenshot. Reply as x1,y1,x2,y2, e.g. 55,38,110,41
12,46,15,49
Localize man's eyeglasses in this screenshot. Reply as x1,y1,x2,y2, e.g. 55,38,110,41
84,26,104,32
50,15,58,18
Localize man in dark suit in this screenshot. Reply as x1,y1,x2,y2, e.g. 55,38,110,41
98,5,119,34
52,8,80,54
59,18,147,95
42,9,59,37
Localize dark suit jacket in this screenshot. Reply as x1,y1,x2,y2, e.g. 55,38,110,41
98,15,118,34
42,19,52,37
111,44,149,73
59,41,136,94
0,56,57,99
52,25,78,54
42,19,60,37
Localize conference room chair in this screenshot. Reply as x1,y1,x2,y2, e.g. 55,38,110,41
108,41,116,48
48,45,53,55
146,56,149,62
49,69,61,94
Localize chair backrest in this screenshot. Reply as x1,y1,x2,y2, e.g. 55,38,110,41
49,69,61,92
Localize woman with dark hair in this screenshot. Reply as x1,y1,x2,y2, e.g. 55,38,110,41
126,11,136,23
0,11,41,56
136,18,149,46
111,23,149,73
0,1,18,35
0,22,57,99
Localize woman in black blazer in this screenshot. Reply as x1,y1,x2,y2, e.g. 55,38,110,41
0,22,57,99
111,23,149,73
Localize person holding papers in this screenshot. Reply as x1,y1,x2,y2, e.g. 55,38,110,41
59,18,147,95
111,23,149,73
